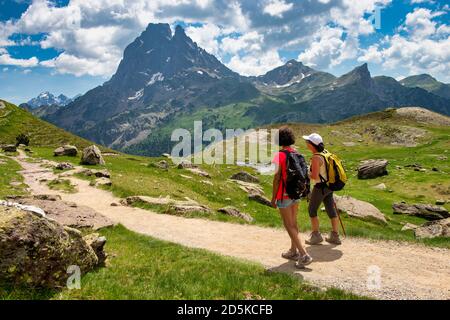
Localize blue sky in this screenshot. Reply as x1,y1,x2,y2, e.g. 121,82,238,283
0,0,449,104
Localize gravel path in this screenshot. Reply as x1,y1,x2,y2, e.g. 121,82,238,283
13,151,450,300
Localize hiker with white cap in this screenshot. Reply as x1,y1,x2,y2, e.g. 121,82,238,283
302,133,347,245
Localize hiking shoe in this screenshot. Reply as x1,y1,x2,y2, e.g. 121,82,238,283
325,231,342,245
281,249,299,261
295,254,313,269
306,231,324,245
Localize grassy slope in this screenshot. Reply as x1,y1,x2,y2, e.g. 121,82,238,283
1,225,360,300
0,100,94,149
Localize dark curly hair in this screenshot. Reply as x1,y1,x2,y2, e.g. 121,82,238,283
278,126,295,146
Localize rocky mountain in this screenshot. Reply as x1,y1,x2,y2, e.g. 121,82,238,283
400,74,450,99
25,92,73,109
41,23,450,156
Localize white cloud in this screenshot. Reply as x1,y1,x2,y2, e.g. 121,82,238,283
185,23,223,56
0,51,39,67
360,7,450,81
227,49,284,76
262,0,293,18
298,26,358,69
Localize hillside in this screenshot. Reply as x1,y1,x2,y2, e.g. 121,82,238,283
0,100,95,149
401,74,450,99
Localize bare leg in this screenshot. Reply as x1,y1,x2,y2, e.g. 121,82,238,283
279,206,307,256
310,216,320,232
330,217,339,233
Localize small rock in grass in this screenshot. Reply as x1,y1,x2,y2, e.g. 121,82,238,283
373,183,387,190
230,171,260,183
401,223,419,231
436,199,446,205
218,206,254,222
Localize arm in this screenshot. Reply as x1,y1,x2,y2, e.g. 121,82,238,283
310,155,321,182
271,165,282,208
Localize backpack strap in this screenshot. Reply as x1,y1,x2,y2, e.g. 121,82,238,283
313,151,329,191
280,149,291,198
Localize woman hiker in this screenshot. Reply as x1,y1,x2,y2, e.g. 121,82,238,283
302,133,342,245
271,126,313,268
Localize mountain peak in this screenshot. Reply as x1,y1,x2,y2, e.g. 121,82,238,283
337,63,372,88
257,59,316,86
143,23,172,39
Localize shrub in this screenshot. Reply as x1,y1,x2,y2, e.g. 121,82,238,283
15,133,30,146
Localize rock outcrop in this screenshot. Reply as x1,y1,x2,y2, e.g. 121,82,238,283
392,203,449,221
218,206,254,222
414,218,450,239
54,145,78,157
357,159,388,179
0,206,98,287
334,195,387,224
9,195,114,230
81,145,105,165
230,171,260,183
121,195,211,214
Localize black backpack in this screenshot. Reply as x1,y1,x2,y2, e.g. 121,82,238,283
281,150,310,200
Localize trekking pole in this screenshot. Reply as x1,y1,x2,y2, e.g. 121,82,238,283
333,200,346,238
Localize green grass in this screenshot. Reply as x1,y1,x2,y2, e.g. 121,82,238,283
0,225,363,300
47,179,77,193
0,100,95,149
0,155,28,199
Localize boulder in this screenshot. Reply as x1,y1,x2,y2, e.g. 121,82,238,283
55,162,74,170
230,171,260,183
414,218,450,239
218,206,254,222
83,233,107,266
392,203,449,221
0,206,99,288
81,145,105,165
248,193,272,207
170,204,211,214
357,159,388,179
334,195,387,224
9,196,114,230
2,144,17,152
436,199,446,205
54,145,78,157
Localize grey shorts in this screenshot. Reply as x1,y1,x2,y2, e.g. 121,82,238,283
308,185,338,219
276,198,300,208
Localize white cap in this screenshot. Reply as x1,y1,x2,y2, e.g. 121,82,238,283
302,133,323,146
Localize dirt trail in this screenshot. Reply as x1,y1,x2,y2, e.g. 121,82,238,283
12,150,450,300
